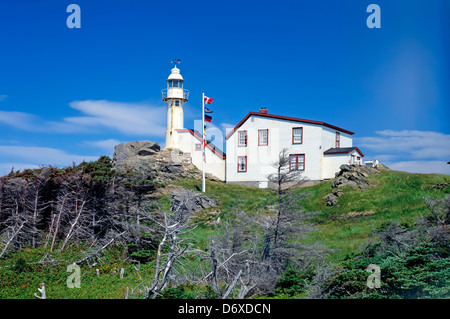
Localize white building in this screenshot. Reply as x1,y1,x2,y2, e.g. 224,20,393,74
225,108,364,187
161,65,363,186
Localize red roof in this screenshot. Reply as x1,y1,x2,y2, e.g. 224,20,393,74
225,112,355,140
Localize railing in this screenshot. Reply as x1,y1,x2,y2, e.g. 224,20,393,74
161,89,190,100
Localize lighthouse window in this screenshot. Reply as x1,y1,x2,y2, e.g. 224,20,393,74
174,100,180,106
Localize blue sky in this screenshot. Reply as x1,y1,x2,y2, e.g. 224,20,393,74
0,0,449,175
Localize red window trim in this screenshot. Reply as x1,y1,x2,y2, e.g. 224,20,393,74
289,154,305,171
237,156,247,172
335,132,340,148
258,129,269,146
238,130,248,147
292,127,303,144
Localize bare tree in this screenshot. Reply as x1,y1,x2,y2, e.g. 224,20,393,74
144,203,196,299
267,148,306,249
423,194,450,226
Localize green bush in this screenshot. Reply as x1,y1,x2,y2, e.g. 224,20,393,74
158,284,198,299
275,268,312,297
324,240,450,299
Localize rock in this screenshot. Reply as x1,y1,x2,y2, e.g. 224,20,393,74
332,177,361,189
113,141,160,163
112,141,202,183
332,164,379,189
332,189,344,197
170,189,217,216
323,193,338,207
430,183,450,190
374,163,390,170
113,141,161,173
163,163,184,174
323,188,344,206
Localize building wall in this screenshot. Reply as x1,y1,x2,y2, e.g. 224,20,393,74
226,115,329,183
174,131,226,181
321,126,353,150
319,127,353,179
321,154,349,179
321,149,364,179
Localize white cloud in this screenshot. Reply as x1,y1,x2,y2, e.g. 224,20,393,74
0,111,41,131
0,145,99,171
356,129,450,175
220,122,236,136
389,161,450,175
66,100,166,136
81,139,121,154
0,163,41,176
0,100,167,137
355,130,450,160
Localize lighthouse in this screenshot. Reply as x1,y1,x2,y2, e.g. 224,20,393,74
162,63,189,149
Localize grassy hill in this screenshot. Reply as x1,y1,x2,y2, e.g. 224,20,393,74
0,165,449,299
177,168,450,261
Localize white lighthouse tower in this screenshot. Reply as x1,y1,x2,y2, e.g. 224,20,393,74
162,61,189,149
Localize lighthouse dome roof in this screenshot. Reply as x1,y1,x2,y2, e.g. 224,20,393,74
167,66,184,81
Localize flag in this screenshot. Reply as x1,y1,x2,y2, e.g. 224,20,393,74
204,114,212,122
203,125,207,146
204,106,213,113
204,96,214,104
203,125,207,162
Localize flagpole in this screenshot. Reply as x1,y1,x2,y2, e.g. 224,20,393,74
202,91,206,193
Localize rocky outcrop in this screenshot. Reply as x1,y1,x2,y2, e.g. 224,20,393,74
430,183,450,190
323,189,344,207
323,164,381,207
170,189,217,216
331,164,380,190
112,141,202,184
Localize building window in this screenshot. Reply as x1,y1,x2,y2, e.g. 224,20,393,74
237,156,247,172
335,132,340,148
289,154,305,171
350,155,355,164
292,127,303,144
357,156,361,165
258,129,268,146
174,100,180,106
238,130,247,147
195,143,201,151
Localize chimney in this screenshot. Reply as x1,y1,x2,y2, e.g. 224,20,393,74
259,107,268,114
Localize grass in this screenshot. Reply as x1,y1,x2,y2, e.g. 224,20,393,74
0,244,152,299
174,178,277,215
1,169,449,298
294,169,450,261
